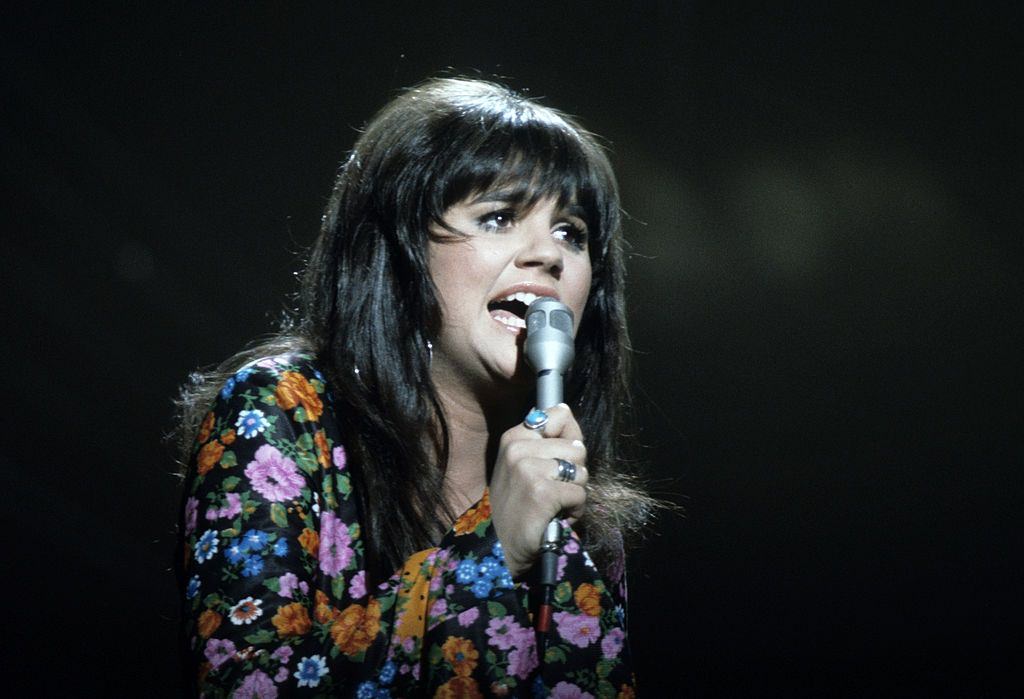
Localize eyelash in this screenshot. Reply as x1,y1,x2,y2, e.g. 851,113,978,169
476,209,589,251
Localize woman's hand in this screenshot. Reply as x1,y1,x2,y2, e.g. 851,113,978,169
489,403,589,578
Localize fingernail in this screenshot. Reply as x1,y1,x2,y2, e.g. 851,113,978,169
572,439,584,448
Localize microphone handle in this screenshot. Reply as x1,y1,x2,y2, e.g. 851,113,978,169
535,370,563,414
537,374,563,589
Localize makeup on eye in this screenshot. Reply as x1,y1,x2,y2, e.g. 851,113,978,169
474,206,589,250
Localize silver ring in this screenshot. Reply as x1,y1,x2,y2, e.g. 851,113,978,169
523,408,549,431
555,458,577,483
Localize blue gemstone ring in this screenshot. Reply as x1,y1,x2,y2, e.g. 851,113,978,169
523,407,549,431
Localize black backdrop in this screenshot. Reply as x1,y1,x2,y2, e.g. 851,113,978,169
2,3,1020,696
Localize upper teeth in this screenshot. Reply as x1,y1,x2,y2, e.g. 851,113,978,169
503,291,540,305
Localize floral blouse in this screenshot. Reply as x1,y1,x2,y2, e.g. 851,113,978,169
181,354,636,697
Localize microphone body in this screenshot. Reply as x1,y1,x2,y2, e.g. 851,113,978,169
524,297,575,641
525,297,575,410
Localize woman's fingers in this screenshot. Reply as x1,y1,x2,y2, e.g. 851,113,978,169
512,403,584,443
500,438,587,479
490,403,590,577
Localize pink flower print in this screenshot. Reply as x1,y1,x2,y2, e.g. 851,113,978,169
349,570,366,599
510,625,536,650
235,669,278,699
557,554,568,581
184,497,198,536
206,492,243,521
332,445,347,470
272,645,293,663
457,607,479,627
204,637,236,669
318,511,353,576
486,615,525,650
274,666,289,683
428,597,448,620
551,681,594,699
507,644,538,679
563,538,580,554
601,627,625,659
278,572,299,599
553,611,601,648
220,492,242,518
244,445,304,502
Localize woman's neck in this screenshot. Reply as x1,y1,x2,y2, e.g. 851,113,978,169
434,381,529,517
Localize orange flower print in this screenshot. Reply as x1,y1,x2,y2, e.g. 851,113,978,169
275,371,324,421
220,428,236,445
198,411,215,444
196,609,222,638
434,676,483,699
617,685,636,699
315,431,331,469
330,599,381,655
298,528,320,558
442,636,479,677
196,440,225,475
574,582,602,617
314,590,338,624
453,489,491,536
272,602,312,637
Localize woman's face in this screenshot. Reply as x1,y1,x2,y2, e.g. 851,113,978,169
428,189,592,396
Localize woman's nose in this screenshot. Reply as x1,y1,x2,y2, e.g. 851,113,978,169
514,221,563,277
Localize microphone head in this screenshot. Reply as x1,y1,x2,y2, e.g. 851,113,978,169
525,297,575,374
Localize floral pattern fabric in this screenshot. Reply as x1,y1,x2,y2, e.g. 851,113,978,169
181,354,635,697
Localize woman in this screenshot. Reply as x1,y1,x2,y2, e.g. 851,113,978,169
178,77,653,697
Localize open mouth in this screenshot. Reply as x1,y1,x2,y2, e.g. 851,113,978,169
487,291,541,331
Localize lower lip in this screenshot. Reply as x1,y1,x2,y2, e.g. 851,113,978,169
490,310,526,334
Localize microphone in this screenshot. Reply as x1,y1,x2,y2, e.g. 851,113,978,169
524,297,575,411
524,296,575,646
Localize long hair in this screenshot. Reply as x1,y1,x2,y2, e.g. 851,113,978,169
177,77,653,582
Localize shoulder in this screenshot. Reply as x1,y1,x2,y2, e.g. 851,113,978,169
217,352,326,396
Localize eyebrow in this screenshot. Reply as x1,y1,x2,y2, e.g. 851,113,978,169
466,187,531,205
467,189,586,221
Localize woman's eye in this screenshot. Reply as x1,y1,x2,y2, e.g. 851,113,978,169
553,223,588,251
477,209,516,231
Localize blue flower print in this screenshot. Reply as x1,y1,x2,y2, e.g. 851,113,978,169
294,654,328,688
477,556,502,580
496,570,515,590
235,409,269,439
241,554,264,578
186,575,200,599
356,680,380,699
273,538,288,557
219,377,236,400
491,540,505,561
240,529,269,552
195,529,219,563
455,559,477,584
224,539,246,564
378,660,396,686
470,577,493,598
234,367,253,383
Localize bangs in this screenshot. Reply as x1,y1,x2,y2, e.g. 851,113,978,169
421,99,616,256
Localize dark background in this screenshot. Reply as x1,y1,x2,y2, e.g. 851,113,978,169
2,3,1020,696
